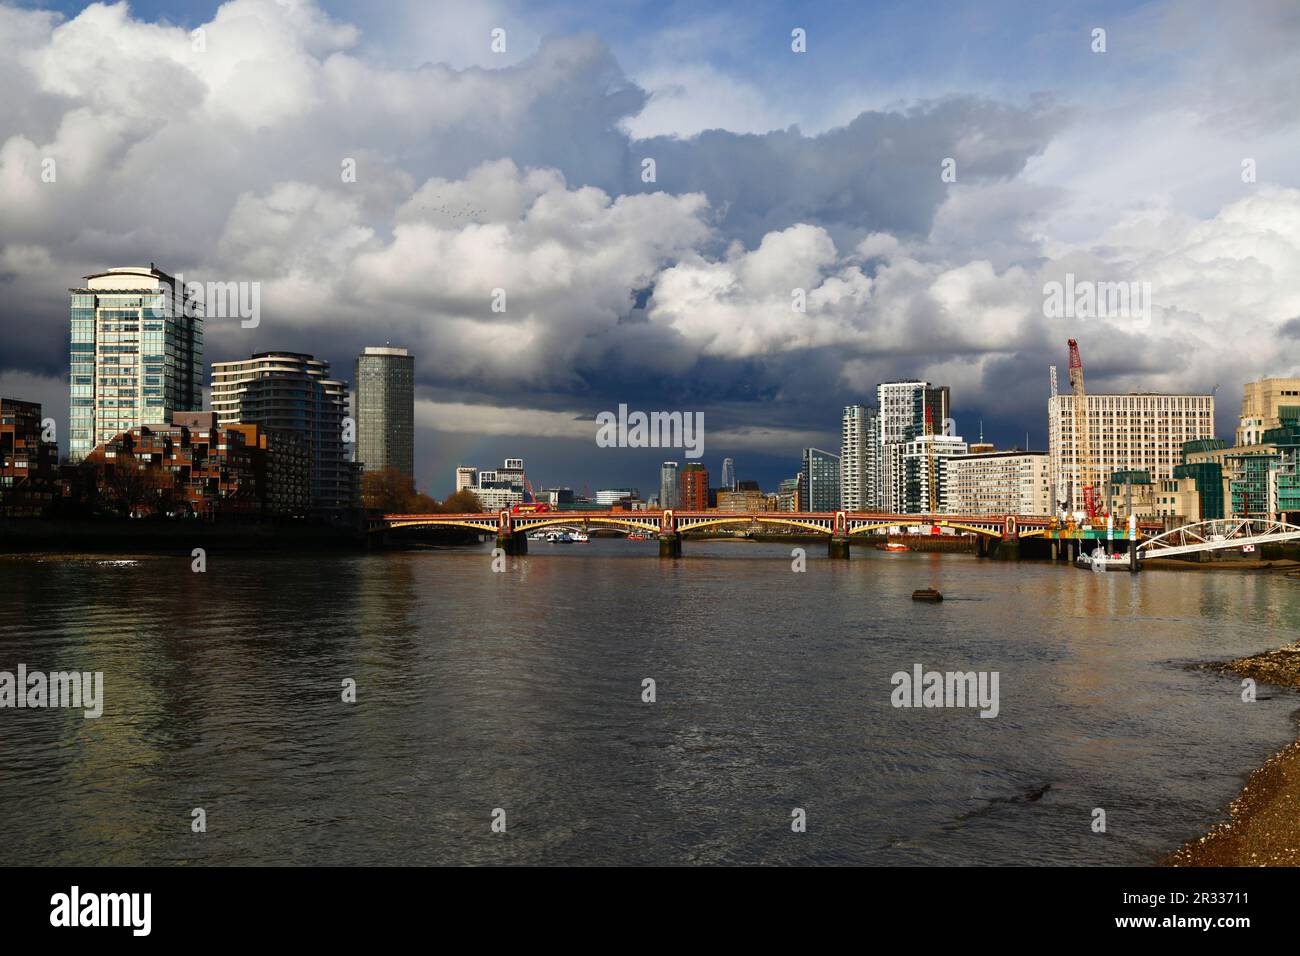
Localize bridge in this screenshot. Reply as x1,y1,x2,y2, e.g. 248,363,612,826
1137,518,1300,559
373,510,1165,558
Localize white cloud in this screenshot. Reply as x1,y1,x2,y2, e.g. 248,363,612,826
2,0,1299,474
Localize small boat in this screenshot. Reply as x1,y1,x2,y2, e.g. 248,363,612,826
627,533,652,541
1076,548,1133,571
569,531,589,542
878,541,910,553
912,588,943,602
545,531,573,543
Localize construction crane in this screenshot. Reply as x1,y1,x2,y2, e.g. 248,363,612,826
1067,339,1097,519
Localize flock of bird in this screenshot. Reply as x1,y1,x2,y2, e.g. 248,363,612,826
421,196,488,221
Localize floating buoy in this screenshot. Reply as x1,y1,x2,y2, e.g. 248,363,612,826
912,588,943,602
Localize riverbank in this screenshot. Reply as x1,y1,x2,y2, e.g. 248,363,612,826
0,518,483,553
1168,640,1300,866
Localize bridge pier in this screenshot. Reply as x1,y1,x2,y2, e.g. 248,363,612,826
828,535,851,559
996,535,1020,561
658,532,682,558
497,531,528,555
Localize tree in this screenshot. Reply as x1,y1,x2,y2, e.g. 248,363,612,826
437,489,483,513
362,468,412,512
105,461,151,517
361,468,441,513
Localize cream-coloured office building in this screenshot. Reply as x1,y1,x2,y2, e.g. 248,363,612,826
1047,392,1215,511
944,451,1051,516
1236,377,1300,445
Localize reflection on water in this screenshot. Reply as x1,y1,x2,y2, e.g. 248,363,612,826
1,541,1297,865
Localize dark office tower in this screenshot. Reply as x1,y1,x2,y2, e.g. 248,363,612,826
800,447,841,511
355,346,415,478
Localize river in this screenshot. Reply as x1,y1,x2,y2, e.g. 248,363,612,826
1,540,1297,865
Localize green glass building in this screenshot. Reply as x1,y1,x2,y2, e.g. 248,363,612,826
69,266,203,460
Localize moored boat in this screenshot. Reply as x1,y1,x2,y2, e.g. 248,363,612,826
1076,548,1133,571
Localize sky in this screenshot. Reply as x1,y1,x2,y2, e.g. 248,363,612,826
2,0,1299,497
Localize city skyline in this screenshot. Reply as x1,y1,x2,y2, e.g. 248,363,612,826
18,259,1264,506
16,256,1268,514
2,1,1298,499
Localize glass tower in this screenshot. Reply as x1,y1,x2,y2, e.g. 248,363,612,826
800,447,841,511
720,457,736,491
69,265,203,460
659,461,680,509
355,346,415,478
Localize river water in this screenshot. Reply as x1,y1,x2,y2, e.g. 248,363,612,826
2,540,1297,865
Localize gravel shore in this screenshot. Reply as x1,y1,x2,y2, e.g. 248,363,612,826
1168,641,1300,866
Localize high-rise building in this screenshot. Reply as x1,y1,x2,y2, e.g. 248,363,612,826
69,265,203,460
679,462,709,510
355,346,414,478
876,381,949,511
1236,378,1300,446
885,435,968,513
660,461,680,509
720,457,737,491
944,450,1051,516
840,404,880,511
1048,392,1216,512
210,352,358,514
799,447,840,511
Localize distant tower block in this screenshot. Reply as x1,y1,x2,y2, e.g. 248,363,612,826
355,345,415,478
720,457,737,491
